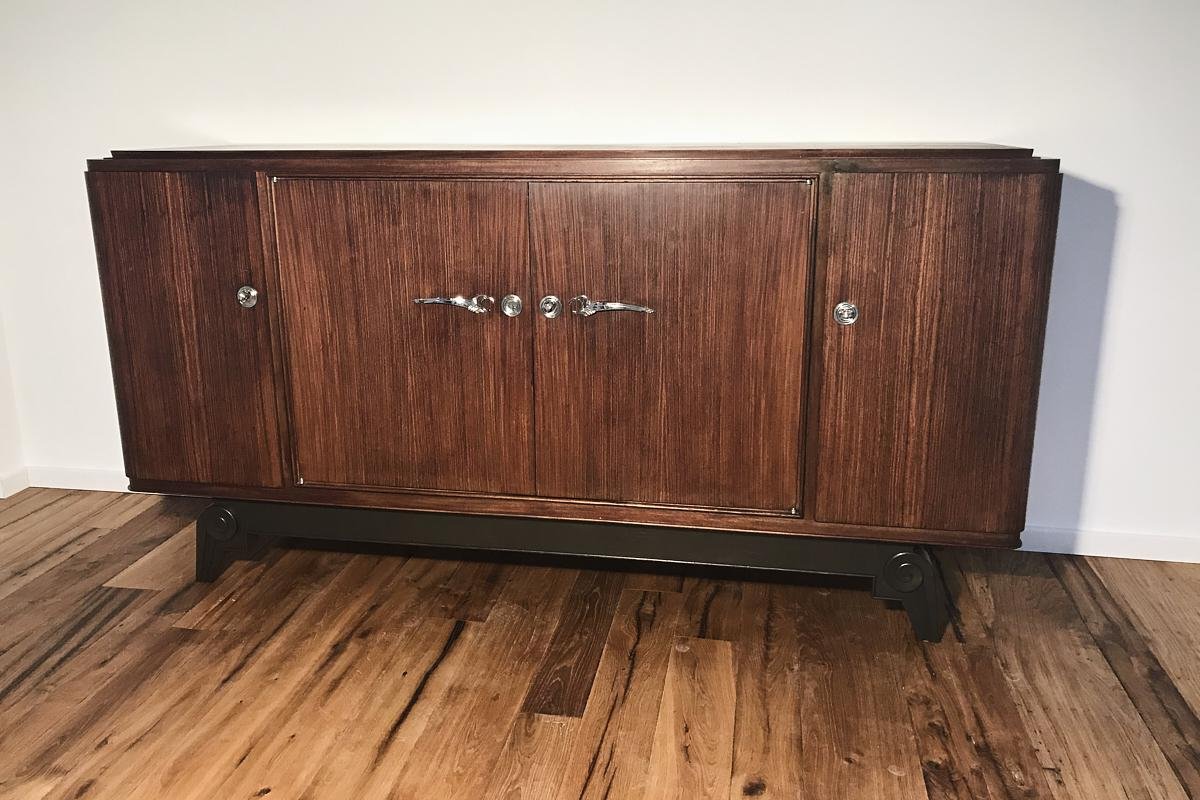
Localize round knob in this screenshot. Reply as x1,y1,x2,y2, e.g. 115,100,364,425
539,295,562,319
236,285,259,309
833,301,858,325
500,294,524,317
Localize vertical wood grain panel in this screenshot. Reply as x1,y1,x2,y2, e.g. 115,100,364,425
272,179,532,495
531,181,815,511
815,172,1060,532
88,172,283,487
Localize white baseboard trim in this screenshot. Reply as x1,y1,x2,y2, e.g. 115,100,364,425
0,467,32,498
1022,525,1200,564
24,466,130,493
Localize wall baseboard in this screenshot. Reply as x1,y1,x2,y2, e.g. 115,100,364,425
1022,525,1200,564
0,467,32,498
1,466,1196,564
24,466,130,493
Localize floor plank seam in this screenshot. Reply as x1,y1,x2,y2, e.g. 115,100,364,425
1048,554,1200,799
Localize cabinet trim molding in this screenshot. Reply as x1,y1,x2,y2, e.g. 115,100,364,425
130,478,1022,549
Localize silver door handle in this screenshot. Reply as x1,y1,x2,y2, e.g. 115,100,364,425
412,294,496,314
569,294,655,317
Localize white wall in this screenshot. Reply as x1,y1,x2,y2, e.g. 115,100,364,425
1,0,1197,556
0,307,26,494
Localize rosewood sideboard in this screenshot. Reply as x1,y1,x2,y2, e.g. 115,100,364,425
85,145,1062,641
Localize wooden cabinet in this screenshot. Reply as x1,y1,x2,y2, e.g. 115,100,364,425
86,145,1061,553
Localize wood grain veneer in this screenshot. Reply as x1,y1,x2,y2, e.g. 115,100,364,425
87,145,1059,179
109,142,1036,158
814,172,1061,532
87,171,284,488
126,477,1019,548
272,178,533,495
530,180,815,511
85,145,1063,552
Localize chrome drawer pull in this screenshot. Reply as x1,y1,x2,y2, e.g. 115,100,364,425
569,294,655,317
412,294,496,314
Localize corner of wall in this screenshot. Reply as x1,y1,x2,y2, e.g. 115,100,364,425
0,467,31,499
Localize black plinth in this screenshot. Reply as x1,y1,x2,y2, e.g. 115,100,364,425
196,500,951,642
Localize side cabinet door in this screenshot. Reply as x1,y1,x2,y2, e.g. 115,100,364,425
814,172,1060,533
531,181,815,511
272,179,533,495
88,171,284,487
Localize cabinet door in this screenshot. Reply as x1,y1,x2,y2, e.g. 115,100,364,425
273,179,532,495
88,171,284,487
531,181,815,511
814,172,1060,532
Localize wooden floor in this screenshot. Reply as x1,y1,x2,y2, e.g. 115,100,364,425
0,490,1197,799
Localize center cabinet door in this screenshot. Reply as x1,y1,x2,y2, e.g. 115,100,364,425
273,179,533,495
531,181,815,511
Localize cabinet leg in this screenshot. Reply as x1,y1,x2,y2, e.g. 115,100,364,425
874,547,950,642
196,503,270,582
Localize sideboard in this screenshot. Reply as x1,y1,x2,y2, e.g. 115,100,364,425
85,145,1062,640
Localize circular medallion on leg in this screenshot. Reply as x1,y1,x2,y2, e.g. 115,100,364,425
199,506,238,542
883,552,926,593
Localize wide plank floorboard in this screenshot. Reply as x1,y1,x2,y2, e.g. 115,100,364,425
645,637,737,800
0,488,1197,799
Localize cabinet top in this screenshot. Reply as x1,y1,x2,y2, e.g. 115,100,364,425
88,144,1058,176
105,142,1033,159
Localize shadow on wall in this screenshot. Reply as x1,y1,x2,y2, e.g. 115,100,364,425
1025,174,1119,550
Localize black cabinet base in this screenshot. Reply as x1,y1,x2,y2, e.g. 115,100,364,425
196,504,270,582
194,499,952,642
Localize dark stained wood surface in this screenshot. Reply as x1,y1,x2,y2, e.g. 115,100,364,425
530,181,815,511
128,476,1022,548
953,549,1192,800
814,172,1060,534
559,588,685,799
1,488,1198,799
87,146,1060,178
272,178,534,495
521,569,626,716
901,564,1056,799
87,171,284,487
106,143,1035,160
88,149,1063,551
1050,556,1200,796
